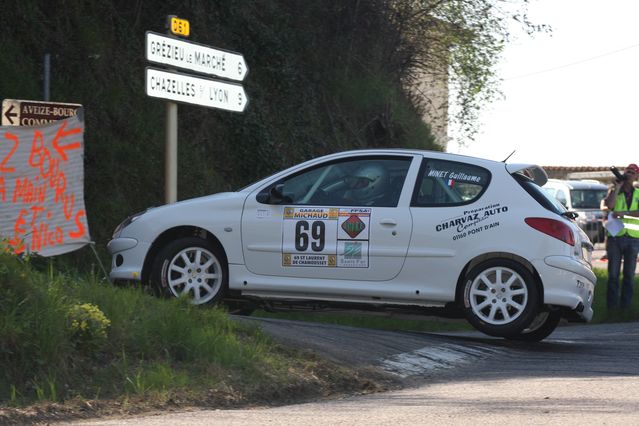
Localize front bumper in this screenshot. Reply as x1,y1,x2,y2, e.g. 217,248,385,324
534,255,596,322
107,237,150,281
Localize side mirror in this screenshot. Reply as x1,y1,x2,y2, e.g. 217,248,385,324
255,191,270,203
256,184,286,204
270,184,285,204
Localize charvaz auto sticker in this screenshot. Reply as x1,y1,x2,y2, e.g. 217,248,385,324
282,207,371,268
435,203,508,241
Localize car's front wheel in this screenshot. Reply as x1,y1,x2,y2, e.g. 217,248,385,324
461,259,540,338
151,237,227,305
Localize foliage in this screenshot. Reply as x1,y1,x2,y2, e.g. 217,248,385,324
67,303,111,351
386,0,548,143
0,252,297,404
591,268,639,323
0,0,537,267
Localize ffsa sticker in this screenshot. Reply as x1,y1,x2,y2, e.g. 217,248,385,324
282,207,371,267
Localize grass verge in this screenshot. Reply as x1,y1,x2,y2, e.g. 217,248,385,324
0,253,393,423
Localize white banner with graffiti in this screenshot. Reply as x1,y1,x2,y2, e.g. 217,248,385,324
0,113,90,256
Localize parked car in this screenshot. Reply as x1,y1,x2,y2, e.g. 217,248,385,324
542,179,608,243
108,149,596,341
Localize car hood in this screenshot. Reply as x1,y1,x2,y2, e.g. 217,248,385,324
144,192,244,213
115,191,250,241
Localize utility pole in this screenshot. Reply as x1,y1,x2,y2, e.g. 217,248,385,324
43,53,51,101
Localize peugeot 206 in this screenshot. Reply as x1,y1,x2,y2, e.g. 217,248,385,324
108,149,596,341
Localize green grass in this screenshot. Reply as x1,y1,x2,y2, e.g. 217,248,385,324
591,267,639,323
254,310,473,333
0,253,322,406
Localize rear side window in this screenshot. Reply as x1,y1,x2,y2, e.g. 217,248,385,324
513,173,565,215
411,158,491,207
555,189,568,207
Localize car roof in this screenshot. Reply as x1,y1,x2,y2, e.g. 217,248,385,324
545,179,608,190
323,149,548,185
239,148,548,192
311,148,536,169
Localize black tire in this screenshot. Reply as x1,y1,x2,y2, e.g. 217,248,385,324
506,310,561,342
461,259,540,338
151,237,228,305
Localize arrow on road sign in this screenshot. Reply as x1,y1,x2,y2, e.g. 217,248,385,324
2,99,82,126
3,104,17,125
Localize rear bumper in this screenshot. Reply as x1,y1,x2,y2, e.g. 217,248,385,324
534,255,596,322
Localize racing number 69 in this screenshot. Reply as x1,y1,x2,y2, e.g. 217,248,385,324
295,220,325,252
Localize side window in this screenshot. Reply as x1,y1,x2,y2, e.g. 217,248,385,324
412,158,490,207
258,156,412,207
555,189,568,207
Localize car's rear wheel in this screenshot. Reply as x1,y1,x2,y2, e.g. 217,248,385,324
461,259,540,338
151,237,227,305
506,309,561,342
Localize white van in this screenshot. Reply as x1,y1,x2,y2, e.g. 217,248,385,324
543,179,608,243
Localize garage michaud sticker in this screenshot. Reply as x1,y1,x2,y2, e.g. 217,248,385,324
282,207,371,268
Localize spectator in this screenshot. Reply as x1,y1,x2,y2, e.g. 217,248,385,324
602,163,639,309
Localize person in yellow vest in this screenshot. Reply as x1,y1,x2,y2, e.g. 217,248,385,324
602,163,639,309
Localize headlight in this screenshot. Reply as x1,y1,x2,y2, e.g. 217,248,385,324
112,210,147,238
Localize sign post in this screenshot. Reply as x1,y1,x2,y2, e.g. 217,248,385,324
145,16,249,204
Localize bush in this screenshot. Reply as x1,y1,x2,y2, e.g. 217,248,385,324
0,252,282,404
67,303,111,352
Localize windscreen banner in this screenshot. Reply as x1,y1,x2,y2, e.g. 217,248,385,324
0,112,90,256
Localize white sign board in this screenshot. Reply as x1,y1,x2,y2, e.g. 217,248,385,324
146,32,248,82
145,67,248,112
0,114,90,256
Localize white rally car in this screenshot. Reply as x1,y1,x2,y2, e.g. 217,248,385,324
108,149,596,341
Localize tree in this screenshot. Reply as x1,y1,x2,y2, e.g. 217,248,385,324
385,0,548,143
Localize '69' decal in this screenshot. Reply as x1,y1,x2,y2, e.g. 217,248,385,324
282,207,371,268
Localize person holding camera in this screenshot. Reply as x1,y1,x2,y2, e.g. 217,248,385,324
602,163,639,309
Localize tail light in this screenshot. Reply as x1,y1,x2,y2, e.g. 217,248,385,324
525,217,575,246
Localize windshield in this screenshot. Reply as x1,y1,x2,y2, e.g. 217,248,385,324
570,189,607,209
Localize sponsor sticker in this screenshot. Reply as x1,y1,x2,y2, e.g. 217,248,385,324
435,203,508,241
282,207,371,268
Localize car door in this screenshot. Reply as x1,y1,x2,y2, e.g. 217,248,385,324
241,154,418,281
406,157,493,297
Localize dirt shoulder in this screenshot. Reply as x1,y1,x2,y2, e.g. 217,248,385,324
0,346,402,425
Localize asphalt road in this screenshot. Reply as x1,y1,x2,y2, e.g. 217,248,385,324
69,319,639,425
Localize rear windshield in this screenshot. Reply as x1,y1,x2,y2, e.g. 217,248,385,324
512,173,566,215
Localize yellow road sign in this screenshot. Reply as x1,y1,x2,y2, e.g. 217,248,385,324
169,16,190,37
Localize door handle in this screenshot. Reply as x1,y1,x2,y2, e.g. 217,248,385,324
379,218,397,226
